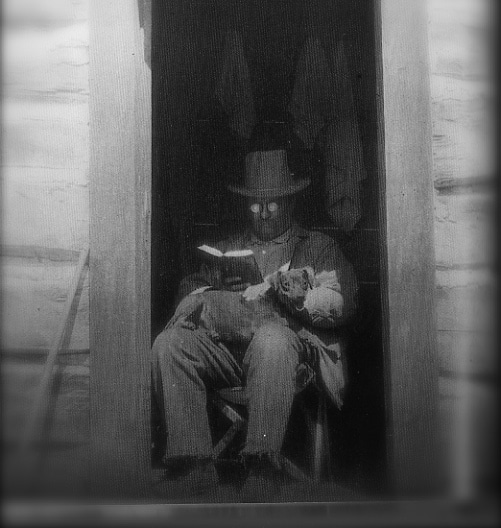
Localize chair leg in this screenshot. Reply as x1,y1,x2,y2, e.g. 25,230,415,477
213,420,243,457
322,399,332,481
312,395,330,482
212,398,245,458
298,396,325,481
211,394,327,483
280,455,312,482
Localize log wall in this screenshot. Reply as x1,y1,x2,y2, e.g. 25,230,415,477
1,0,91,498
428,0,497,497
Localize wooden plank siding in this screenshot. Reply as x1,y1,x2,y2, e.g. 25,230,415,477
2,353,90,447
428,0,497,497
1,1,92,499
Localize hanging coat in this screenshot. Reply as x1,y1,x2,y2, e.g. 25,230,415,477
288,35,366,231
215,30,256,140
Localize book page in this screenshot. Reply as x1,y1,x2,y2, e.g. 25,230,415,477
198,244,223,257
224,249,254,258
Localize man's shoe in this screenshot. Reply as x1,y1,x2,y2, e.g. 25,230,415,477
155,457,219,500
240,453,286,503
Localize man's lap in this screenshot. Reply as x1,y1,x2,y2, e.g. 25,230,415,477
153,324,306,388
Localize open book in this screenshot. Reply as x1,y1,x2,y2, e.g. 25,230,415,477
197,245,262,286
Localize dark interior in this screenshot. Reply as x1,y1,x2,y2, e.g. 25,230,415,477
151,0,386,495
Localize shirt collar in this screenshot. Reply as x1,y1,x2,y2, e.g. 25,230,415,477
246,223,308,246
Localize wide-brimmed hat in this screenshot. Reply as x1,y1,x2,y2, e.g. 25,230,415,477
228,149,310,198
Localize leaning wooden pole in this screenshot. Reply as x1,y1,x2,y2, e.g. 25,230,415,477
19,247,90,452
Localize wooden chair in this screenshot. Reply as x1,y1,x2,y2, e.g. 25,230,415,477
210,376,332,482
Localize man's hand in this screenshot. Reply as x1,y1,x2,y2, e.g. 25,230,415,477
221,276,251,292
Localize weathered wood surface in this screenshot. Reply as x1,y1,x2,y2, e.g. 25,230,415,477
2,2,90,250
2,1,89,102
20,248,88,451
435,281,496,332
2,102,89,167
1,257,89,350
2,352,90,498
3,443,90,500
1,0,91,499
2,354,90,446
0,245,81,262
377,0,438,496
89,0,151,499
1,166,89,251
428,0,494,78
434,192,496,269
1,0,90,347
428,0,497,498
2,0,88,28
437,330,497,380
438,376,498,494
431,75,494,183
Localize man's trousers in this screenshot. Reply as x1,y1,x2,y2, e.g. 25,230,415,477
152,321,305,459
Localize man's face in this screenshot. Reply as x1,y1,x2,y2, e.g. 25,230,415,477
246,195,295,241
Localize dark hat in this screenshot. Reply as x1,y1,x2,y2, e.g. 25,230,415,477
227,149,310,198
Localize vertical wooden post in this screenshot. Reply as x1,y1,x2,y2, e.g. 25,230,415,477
89,0,151,498
376,0,439,497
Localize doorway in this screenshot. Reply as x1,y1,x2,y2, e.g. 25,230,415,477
151,0,386,495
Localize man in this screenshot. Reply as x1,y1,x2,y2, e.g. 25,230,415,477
152,149,358,501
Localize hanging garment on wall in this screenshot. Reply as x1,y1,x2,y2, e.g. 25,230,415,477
288,35,366,231
288,36,332,150
215,30,256,140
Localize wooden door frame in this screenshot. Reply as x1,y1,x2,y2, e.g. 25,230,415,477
89,0,152,498
89,0,437,499
376,0,438,496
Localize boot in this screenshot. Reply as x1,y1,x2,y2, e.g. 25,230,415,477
155,456,219,501
240,453,287,503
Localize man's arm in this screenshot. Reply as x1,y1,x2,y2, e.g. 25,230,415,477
175,263,221,304
314,237,358,326
294,232,358,329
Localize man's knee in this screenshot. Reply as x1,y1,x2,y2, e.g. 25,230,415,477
250,322,302,361
153,327,198,367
